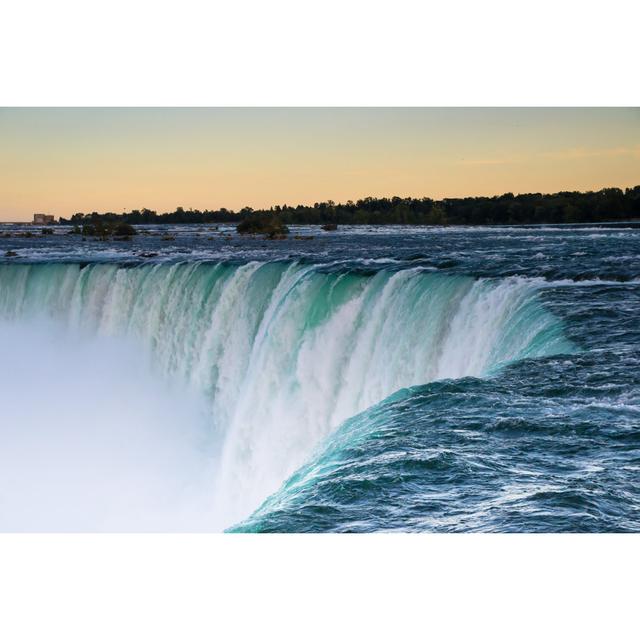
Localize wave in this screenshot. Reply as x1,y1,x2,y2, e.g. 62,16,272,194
0,261,575,527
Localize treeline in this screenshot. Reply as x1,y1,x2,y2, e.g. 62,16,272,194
58,186,640,227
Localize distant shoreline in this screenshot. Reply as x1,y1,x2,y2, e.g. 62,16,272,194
2,186,640,227
3,220,640,228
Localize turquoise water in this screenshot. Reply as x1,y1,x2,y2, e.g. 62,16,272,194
0,224,638,531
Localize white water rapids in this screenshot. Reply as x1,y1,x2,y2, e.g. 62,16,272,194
0,262,572,530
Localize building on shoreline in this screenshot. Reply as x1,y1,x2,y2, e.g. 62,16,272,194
33,213,55,225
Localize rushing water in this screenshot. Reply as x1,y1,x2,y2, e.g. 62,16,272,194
0,223,639,531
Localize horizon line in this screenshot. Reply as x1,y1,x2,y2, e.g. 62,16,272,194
4,183,638,222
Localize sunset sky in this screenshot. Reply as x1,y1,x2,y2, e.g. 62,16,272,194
0,107,638,221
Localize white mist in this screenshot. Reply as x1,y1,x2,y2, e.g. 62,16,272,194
0,320,219,531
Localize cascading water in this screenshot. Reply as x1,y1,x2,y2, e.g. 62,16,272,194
0,261,574,528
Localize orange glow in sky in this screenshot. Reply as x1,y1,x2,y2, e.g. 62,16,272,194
0,107,638,221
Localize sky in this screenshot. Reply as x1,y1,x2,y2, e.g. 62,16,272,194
0,107,638,221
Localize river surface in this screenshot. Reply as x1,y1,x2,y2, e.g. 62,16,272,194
0,223,638,531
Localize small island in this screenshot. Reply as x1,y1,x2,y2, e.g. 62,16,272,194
236,213,290,239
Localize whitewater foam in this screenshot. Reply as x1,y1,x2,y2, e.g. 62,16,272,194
0,261,574,528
